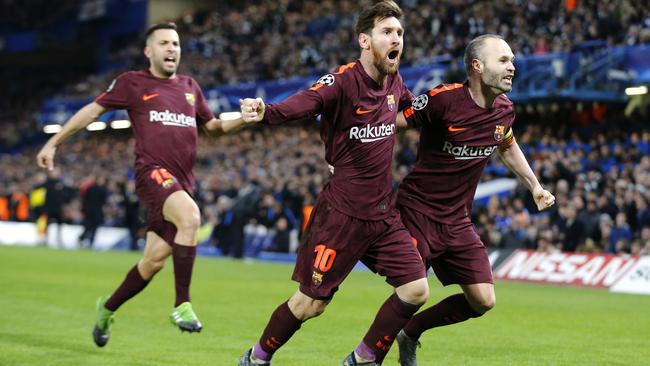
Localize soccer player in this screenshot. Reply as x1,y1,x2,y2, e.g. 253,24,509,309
36,22,251,347
393,34,556,365
237,1,428,365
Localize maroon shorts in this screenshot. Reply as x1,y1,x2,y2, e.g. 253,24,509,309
398,204,493,286
293,196,426,300
135,166,185,245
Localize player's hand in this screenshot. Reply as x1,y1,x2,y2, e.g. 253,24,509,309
532,186,555,211
240,97,265,123
36,144,57,171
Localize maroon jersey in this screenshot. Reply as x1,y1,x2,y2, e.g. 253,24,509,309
94,70,213,193
262,61,413,220
398,82,515,224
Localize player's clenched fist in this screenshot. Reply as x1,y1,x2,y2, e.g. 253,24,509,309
36,144,57,171
533,186,555,211
240,97,265,123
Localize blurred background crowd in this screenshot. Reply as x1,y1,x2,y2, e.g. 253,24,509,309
1,0,650,257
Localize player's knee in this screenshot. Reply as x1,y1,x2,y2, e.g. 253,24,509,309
175,211,200,234
397,278,429,305
145,256,166,271
307,301,329,319
472,293,496,314
290,298,329,321
139,258,165,278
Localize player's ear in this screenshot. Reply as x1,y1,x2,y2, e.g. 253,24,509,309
472,59,483,74
358,32,370,51
143,45,152,58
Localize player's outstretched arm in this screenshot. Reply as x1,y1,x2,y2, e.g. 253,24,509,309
498,139,555,211
202,98,265,137
241,90,324,126
36,102,107,171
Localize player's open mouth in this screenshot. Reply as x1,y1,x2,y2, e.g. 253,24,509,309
387,50,399,64
164,57,177,66
503,75,513,84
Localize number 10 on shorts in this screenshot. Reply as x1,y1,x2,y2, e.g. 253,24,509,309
313,244,336,272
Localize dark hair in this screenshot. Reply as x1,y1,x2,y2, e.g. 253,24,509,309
463,34,504,75
145,22,178,40
355,0,403,35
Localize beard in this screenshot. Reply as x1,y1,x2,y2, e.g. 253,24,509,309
153,56,178,78
371,43,399,76
160,63,177,77
484,71,512,93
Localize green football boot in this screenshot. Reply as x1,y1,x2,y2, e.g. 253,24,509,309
170,302,202,332
92,296,115,347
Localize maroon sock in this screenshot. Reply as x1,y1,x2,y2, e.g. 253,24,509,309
172,243,196,307
254,301,303,361
105,265,150,311
360,293,421,363
403,293,482,339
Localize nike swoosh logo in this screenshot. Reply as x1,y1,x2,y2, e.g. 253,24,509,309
355,107,373,115
448,126,467,132
142,93,160,101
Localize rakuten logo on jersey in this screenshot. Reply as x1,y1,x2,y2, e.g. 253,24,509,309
149,110,196,128
442,141,497,160
349,123,396,143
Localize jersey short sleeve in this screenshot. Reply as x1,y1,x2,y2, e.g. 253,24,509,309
94,73,133,110
192,79,214,126
403,90,442,129
398,82,415,111
308,72,344,108
263,71,344,125
499,126,516,148
403,83,465,128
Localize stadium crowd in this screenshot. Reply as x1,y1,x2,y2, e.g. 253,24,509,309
57,0,650,98
5,0,649,149
3,0,650,148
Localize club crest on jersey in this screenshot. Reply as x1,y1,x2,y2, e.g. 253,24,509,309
387,94,395,111
494,125,505,141
312,271,323,287
185,93,196,106
412,94,428,110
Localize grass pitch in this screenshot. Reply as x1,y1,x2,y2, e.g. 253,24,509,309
0,245,648,366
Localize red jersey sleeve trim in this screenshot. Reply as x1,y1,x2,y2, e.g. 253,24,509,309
428,83,464,97
333,62,357,75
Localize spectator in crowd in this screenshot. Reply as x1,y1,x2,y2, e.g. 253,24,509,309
609,212,633,253
42,168,73,246
122,179,144,251
0,185,9,221
78,174,109,248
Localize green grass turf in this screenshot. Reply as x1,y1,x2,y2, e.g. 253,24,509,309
0,245,649,366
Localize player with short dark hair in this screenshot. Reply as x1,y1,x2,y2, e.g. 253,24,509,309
237,1,429,365
36,22,252,347
393,34,556,365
